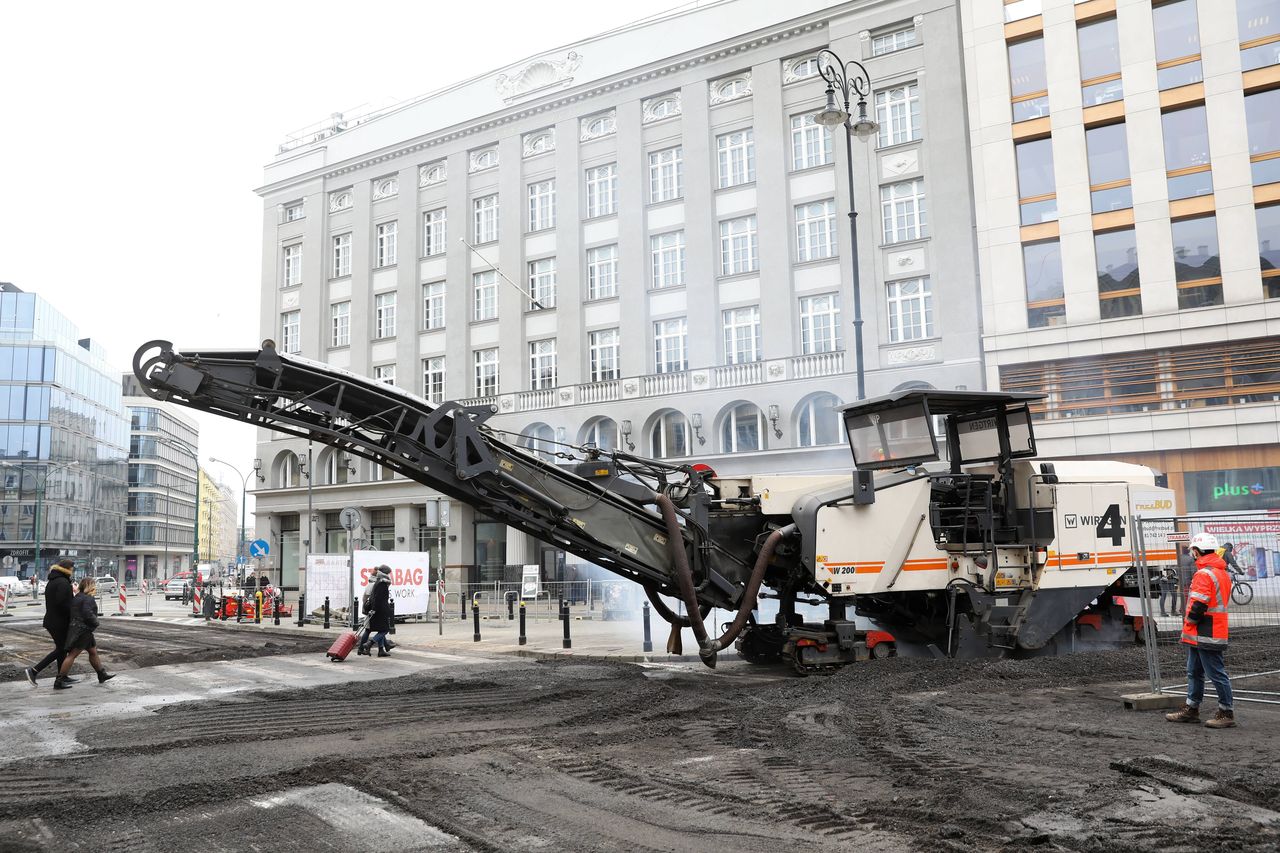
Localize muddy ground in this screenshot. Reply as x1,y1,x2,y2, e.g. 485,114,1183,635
0,628,1277,851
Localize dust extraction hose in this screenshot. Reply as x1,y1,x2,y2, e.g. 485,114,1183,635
652,491,794,668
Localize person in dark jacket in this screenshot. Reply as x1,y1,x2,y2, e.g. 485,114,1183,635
357,566,394,657
24,558,77,686
1220,542,1243,576
52,576,115,690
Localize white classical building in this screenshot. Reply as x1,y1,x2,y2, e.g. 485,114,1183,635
253,0,987,589
962,0,1280,514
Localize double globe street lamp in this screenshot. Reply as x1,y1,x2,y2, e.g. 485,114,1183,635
812,48,879,401
208,456,264,583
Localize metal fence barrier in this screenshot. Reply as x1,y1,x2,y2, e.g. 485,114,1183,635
1135,513,1280,706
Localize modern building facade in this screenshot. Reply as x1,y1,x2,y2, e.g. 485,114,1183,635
123,373,199,582
252,0,987,590
963,0,1280,513
0,283,129,579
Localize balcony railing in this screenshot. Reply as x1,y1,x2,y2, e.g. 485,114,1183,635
458,350,847,413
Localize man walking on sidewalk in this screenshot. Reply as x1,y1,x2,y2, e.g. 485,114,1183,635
24,558,77,686
1166,532,1236,729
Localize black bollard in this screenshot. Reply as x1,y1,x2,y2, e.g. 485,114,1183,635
389,599,396,635
642,601,653,653
323,596,331,629
561,599,572,650
236,595,243,623
519,600,527,646
472,599,481,642
220,596,227,622
255,591,262,624
507,591,515,620
274,593,281,626
352,597,359,631
461,589,467,621
297,593,305,627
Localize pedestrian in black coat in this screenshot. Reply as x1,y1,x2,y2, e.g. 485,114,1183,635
24,558,76,686
357,566,394,657
53,576,115,690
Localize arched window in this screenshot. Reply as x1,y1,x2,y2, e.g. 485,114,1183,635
720,402,764,453
649,97,678,119
649,410,690,459
796,392,844,447
789,57,821,80
582,417,619,452
525,132,553,155
275,451,301,489
717,78,749,99
521,423,556,462
586,115,615,137
318,447,355,485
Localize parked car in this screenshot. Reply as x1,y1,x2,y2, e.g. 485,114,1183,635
0,575,30,602
164,572,195,600
92,575,119,597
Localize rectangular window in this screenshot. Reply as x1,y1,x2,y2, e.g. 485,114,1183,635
799,293,841,354
719,215,759,275
588,328,620,381
1024,240,1065,327
473,194,499,243
1239,0,1280,71
722,306,761,365
586,244,618,299
422,281,446,330
375,222,397,267
1258,204,1280,299
527,180,556,232
649,147,684,203
473,349,499,397
281,310,301,354
529,340,557,390
331,233,351,278
1163,106,1213,200
1245,88,1280,186
651,231,686,289
1015,137,1058,225
1077,17,1123,106
1153,0,1203,90
374,292,396,338
284,202,304,222
1096,228,1142,318
1008,37,1049,122
422,357,445,404
473,270,498,321
374,364,395,385
330,301,350,348
1171,214,1223,309
528,257,556,310
875,83,921,148
872,25,917,56
795,200,837,262
880,178,927,243
422,208,447,257
886,277,934,342
585,164,618,217
283,244,302,287
717,129,756,188
653,318,688,373
791,114,832,170
1086,123,1133,213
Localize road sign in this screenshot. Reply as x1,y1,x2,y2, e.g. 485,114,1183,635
249,538,270,558
340,506,362,531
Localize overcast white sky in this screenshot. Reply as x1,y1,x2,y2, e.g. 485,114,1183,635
0,0,683,517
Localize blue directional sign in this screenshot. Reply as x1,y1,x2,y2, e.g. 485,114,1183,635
249,538,270,558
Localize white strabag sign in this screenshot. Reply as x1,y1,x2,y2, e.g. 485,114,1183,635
353,550,431,616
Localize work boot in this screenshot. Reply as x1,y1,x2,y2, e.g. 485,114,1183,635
97,670,116,684
385,641,397,650
52,677,72,691
1165,704,1199,723
1204,709,1236,729
357,645,371,656
63,675,79,684
377,649,390,658
23,667,37,686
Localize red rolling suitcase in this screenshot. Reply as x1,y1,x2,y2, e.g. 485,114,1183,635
326,630,359,662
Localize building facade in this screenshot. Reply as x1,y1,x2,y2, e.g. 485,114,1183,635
252,0,987,590
0,284,129,579
963,0,1280,513
123,374,198,582
197,469,239,568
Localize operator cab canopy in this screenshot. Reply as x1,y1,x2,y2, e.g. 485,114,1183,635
837,390,1045,473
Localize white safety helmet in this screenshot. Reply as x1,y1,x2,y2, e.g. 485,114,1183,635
1189,532,1220,554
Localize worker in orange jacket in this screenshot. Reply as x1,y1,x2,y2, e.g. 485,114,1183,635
1166,532,1236,728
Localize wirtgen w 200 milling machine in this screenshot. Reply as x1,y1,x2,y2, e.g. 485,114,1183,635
134,340,1175,674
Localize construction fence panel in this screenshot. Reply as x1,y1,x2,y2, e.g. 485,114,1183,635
1135,513,1280,706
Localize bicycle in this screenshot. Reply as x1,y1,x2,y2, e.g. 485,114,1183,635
1230,572,1254,606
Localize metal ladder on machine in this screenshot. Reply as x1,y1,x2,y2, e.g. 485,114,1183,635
957,476,1032,651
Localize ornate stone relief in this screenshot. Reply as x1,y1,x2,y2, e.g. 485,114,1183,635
642,92,682,124
580,110,616,141
690,370,710,388
329,189,353,213
622,380,640,399
419,161,446,187
709,73,752,105
495,51,582,103
881,149,919,178
766,360,787,381
885,345,937,365
782,55,821,85
499,395,515,411
372,176,398,200
469,147,499,173
522,128,556,158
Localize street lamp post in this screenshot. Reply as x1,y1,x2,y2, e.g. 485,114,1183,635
298,443,314,573
813,49,879,401
208,457,264,583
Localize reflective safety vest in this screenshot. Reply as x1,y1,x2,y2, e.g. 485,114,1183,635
1181,553,1231,649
